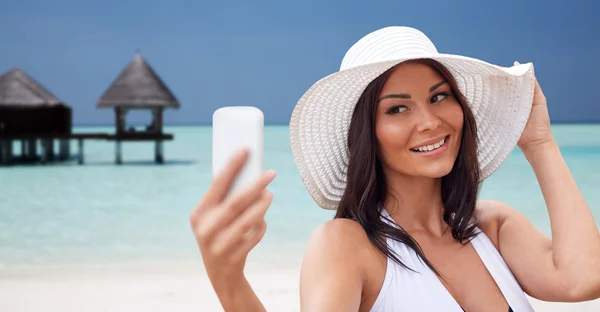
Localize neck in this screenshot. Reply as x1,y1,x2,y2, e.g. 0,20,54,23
383,171,447,236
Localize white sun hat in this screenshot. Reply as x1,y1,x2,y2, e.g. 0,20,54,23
289,26,536,210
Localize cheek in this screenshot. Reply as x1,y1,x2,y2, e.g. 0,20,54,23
440,101,464,132
375,117,412,155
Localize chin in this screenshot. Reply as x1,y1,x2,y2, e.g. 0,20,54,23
419,167,454,178
407,145,459,178
413,159,456,178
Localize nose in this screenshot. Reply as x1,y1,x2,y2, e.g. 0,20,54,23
415,105,442,133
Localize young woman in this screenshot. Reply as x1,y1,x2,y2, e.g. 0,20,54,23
190,26,600,311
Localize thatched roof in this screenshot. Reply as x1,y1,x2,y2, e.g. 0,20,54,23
0,68,64,107
96,53,180,109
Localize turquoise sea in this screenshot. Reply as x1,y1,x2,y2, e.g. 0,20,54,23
1,125,599,275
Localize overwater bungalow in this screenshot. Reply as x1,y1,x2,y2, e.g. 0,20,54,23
0,53,180,166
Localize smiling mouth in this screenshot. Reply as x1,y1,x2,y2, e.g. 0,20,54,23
410,136,449,153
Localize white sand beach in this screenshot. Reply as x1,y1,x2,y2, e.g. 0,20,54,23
0,262,299,312
1,261,599,312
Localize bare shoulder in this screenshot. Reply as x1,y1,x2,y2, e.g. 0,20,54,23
475,199,518,221
309,218,371,243
303,218,374,270
475,199,520,249
300,218,376,311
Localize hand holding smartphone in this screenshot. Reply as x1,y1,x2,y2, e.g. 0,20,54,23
192,106,273,307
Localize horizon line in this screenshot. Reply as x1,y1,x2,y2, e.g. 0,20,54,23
73,120,600,127
73,122,292,127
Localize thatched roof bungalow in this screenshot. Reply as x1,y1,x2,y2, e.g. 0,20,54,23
0,68,71,136
96,53,179,135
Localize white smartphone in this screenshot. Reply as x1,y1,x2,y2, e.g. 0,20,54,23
212,106,264,197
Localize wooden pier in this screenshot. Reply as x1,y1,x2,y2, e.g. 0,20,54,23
0,52,180,166
0,132,173,166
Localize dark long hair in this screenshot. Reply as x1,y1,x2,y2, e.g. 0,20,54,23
334,58,481,276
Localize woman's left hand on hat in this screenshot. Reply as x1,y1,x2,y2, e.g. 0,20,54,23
515,61,554,151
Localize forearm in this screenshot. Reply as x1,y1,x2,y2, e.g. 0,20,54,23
214,276,267,312
523,139,600,290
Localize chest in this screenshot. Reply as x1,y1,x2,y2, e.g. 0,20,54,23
414,235,510,312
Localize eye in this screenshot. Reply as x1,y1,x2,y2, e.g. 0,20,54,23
430,92,449,104
386,105,408,115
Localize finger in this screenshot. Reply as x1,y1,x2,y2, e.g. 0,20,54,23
219,170,276,225
533,78,545,100
204,169,275,234
231,219,267,261
210,190,273,257
199,148,250,208
192,203,230,246
191,172,275,246
211,190,273,256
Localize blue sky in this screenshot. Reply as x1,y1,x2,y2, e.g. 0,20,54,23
1,0,598,125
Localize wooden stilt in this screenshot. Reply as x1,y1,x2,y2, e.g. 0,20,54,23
0,140,11,164
0,141,7,165
21,140,26,157
47,139,55,161
155,140,164,164
116,141,122,164
78,139,84,165
29,140,37,159
40,140,47,164
6,140,12,164
59,139,70,160
40,139,53,162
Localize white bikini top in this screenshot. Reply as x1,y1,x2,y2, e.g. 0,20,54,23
370,209,535,312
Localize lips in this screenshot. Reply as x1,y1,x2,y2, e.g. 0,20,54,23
410,136,449,153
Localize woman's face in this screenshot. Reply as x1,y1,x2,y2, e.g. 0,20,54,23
375,61,464,179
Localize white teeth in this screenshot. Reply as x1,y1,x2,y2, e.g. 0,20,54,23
412,137,446,152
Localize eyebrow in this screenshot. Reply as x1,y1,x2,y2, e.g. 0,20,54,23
377,80,447,103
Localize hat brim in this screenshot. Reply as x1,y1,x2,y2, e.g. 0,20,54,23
289,53,536,210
